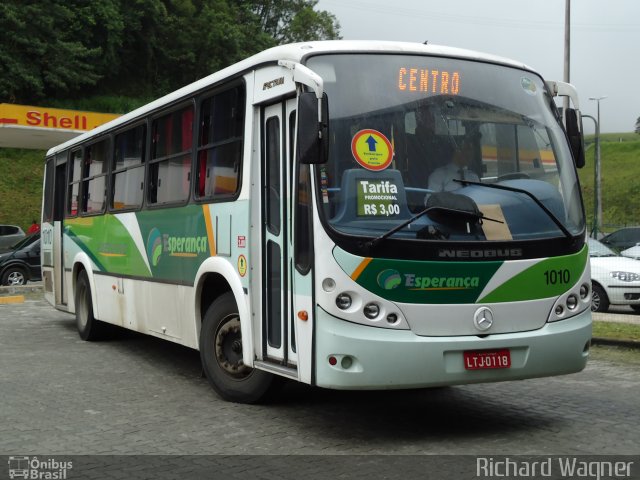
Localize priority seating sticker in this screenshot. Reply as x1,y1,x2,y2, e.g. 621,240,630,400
351,129,393,171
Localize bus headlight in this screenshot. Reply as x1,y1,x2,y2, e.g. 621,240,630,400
363,302,380,319
579,283,589,299
336,293,352,310
566,294,578,310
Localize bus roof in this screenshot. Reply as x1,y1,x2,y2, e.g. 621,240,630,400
45,40,534,157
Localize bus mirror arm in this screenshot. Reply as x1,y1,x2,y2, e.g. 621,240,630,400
546,80,585,168
280,60,329,164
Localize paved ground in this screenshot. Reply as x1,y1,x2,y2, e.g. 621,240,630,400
593,305,640,325
1,295,639,462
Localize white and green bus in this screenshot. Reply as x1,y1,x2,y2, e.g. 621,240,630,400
42,41,591,403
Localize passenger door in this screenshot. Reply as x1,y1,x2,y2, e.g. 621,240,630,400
261,100,299,369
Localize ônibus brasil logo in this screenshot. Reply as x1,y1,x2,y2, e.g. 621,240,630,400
377,268,480,291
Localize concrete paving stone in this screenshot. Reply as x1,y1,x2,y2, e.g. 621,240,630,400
1,295,639,470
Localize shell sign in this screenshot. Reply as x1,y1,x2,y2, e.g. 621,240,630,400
0,103,121,149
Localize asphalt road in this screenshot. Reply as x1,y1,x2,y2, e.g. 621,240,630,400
0,295,639,478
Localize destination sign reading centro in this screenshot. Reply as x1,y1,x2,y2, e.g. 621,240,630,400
397,67,461,95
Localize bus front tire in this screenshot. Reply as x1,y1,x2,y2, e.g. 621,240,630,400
200,292,275,404
75,270,106,341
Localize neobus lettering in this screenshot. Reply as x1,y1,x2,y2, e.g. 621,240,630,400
438,248,523,258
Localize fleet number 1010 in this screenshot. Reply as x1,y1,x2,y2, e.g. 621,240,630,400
544,269,570,285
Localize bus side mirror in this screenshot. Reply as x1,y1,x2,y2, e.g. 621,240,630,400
297,92,329,164
565,108,585,168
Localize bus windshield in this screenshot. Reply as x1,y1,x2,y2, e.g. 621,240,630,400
306,54,585,246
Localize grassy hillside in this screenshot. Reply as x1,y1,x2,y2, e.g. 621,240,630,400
578,135,640,233
1,133,639,234
0,148,46,232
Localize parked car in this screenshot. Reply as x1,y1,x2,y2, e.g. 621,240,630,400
588,238,640,312
599,226,640,252
0,225,26,252
620,245,640,260
0,233,41,286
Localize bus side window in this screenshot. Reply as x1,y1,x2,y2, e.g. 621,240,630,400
149,104,194,205
196,85,245,200
67,149,82,217
112,124,146,211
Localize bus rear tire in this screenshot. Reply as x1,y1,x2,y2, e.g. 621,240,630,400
200,292,275,403
75,270,106,341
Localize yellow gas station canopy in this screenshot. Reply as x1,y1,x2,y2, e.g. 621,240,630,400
0,103,120,150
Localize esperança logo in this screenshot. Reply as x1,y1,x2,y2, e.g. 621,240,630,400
377,269,480,291
146,228,209,267
147,228,163,267
377,269,402,290
405,274,480,290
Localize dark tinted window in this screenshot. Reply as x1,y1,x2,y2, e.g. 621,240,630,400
112,125,146,210
195,86,244,200
149,105,193,205
265,117,281,235
81,138,109,214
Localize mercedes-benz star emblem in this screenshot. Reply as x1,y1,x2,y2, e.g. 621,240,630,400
473,307,494,331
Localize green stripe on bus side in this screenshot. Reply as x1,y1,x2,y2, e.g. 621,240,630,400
346,255,504,304
66,215,152,277
66,205,215,283
478,246,588,303
334,245,588,305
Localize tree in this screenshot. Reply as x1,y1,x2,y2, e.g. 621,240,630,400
0,0,341,106
249,0,341,43
635,116,640,134
0,1,102,103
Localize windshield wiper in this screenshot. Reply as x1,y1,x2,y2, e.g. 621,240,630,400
454,179,573,239
365,192,502,249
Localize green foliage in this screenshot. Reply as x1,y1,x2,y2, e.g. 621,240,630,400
0,1,102,102
593,321,640,342
0,0,341,105
577,135,640,230
0,149,45,231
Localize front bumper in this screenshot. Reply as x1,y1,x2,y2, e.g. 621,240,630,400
315,308,591,389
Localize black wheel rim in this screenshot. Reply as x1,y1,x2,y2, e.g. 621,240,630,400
214,314,251,379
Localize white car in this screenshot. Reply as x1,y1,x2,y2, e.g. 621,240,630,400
588,238,640,312
620,245,640,260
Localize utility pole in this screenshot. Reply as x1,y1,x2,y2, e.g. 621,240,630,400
581,114,598,237
563,0,570,111
589,96,607,238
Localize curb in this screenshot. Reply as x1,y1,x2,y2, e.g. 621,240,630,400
592,337,640,350
0,295,25,304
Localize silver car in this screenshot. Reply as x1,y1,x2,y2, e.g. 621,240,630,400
0,225,25,252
